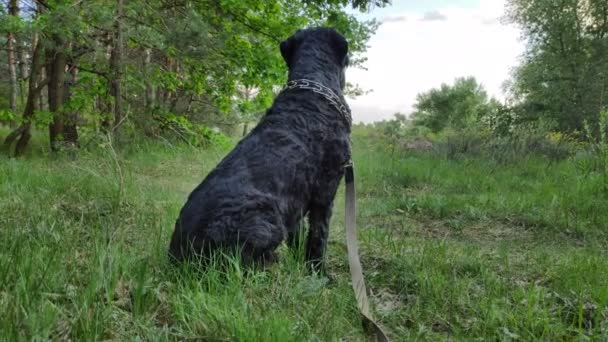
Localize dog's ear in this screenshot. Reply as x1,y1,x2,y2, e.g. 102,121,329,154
331,33,349,67
280,39,294,67
280,31,301,68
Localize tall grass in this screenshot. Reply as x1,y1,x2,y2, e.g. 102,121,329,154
1,126,607,340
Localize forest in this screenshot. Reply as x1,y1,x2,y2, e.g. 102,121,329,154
1,0,608,340
0,0,384,155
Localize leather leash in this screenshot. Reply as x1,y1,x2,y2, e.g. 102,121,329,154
279,79,386,339
344,162,390,342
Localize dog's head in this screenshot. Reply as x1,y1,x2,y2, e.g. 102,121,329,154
280,27,350,89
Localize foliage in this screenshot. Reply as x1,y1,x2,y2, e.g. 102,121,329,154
0,0,385,153
478,102,518,137
0,108,16,122
506,0,608,132
379,112,408,154
411,77,500,133
379,110,575,164
580,109,608,195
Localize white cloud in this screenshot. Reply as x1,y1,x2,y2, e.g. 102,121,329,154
421,10,448,21
381,15,407,24
347,0,524,123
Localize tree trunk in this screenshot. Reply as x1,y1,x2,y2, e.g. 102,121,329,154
39,66,46,111
7,0,19,116
4,34,45,157
18,38,28,107
144,48,156,109
110,0,124,133
10,0,28,106
63,66,79,146
159,56,174,107
101,36,113,131
47,35,68,151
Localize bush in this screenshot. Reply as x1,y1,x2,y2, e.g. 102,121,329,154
0,108,16,125
411,77,496,133
491,122,576,163
581,109,608,195
431,128,487,159
379,110,579,164
412,122,576,164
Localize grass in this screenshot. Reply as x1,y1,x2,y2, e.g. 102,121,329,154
1,126,607,340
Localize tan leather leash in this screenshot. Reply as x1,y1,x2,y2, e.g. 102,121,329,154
344,162,390,342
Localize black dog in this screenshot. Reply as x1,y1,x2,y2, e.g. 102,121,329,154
168,27,352,270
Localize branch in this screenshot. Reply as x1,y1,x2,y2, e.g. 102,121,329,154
111,111,129,133
209,0,281,42
123,15,164,34
32,77,50,94
35,0,51,9
77,66,109,80
127,37,154,50
71,47,95,60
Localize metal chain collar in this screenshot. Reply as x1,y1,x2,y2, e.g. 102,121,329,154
280,79,352,127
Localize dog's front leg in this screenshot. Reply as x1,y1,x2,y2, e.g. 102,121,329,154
305,203,332,271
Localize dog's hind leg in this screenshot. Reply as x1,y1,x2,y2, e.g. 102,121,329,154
237,220,285,269
305,203,333,271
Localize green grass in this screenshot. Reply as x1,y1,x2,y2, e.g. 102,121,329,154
1,126,607,340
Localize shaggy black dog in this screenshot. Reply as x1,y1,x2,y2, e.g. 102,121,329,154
168,27,352,270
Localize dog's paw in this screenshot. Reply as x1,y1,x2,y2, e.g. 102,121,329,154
261,251,279,270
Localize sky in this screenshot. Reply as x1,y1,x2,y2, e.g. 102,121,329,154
347,0,525,123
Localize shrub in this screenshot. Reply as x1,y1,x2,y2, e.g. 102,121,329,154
431,128,486,160
581,109,608,195
423,123,575,163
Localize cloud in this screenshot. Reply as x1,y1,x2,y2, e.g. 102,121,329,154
347,0,524,123
481,16,500,26
420,10,447,22
381,15,407,24
349,102,407,124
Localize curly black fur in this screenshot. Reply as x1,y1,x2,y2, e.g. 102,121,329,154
168,27,352,270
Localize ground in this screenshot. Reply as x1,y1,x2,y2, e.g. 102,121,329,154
1,126,607,340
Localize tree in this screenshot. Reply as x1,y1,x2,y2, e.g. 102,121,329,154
4,32,46,156
411,77,497,133
507,0,608,133
46,32,69,150
6,0,19,115
109,0,123,134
